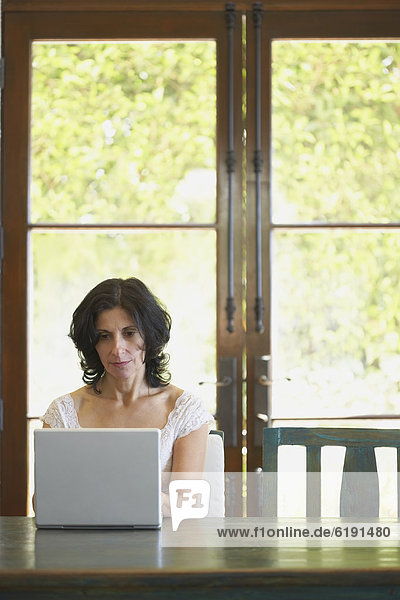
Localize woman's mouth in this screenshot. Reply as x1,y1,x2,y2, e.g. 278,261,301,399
111,360,131,368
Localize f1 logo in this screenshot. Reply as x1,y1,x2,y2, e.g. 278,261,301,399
169,480,210,531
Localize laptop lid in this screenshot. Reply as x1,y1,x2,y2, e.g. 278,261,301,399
34,428,161,529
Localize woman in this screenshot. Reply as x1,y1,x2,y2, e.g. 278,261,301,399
41,277,215,513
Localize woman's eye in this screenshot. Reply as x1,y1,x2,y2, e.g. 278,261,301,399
125,330,136,337
98,333,109,340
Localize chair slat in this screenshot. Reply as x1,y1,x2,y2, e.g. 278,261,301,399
306,446,321,517
340,447,379,518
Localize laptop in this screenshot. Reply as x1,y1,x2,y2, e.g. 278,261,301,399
34,428,161,529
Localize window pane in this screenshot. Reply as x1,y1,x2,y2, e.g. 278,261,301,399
30,42,216,224
272,231,400,417
272,41,400,223
28,231,216,417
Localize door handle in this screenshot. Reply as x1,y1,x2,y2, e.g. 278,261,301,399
257,375,291,386
256,413,269,423
199,376,232,388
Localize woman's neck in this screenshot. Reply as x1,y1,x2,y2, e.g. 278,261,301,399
97,372,150,405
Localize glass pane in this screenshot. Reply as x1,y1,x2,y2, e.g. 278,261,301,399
271,231,400,418
272,41,400,223
28,231,216,418
30,42,216,224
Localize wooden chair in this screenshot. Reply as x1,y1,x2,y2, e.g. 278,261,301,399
263,427,400,518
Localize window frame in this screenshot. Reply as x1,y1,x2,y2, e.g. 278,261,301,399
1,8,243,514
2,0,400,512
245,8,400,472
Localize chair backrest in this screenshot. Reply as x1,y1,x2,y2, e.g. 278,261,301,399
263,427,400,518
204,430,225,517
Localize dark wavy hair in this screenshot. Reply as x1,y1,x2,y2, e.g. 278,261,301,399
69,277,172,393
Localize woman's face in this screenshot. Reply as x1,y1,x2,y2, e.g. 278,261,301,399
94,306,146,381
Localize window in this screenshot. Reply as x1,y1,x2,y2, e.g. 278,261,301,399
2,1,400,514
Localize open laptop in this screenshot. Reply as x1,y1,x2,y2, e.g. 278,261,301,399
34,428,161,529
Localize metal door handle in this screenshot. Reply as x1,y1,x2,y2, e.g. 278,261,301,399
199,376,232,387
257,375,291,386
256,413,269,422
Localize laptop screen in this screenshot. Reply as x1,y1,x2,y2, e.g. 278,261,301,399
34,428,161,529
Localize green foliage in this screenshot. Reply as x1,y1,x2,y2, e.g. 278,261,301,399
31,42,216,224
29,42,217,415
29,39,400,418
30,231,216,415
272,42,400,223
272,42,400,414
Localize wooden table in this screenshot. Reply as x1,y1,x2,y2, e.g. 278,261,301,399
1,517,400,599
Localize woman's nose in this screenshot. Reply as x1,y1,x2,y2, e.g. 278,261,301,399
111,334,125,353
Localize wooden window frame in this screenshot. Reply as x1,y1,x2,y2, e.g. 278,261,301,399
1,7,243,515
245,8,400,472
2,0,400,513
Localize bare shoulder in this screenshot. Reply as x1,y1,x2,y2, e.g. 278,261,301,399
70,385,94,411
166,384,185,409
150,384,183,413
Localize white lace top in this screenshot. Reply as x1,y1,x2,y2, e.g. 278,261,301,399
40,391,215,473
